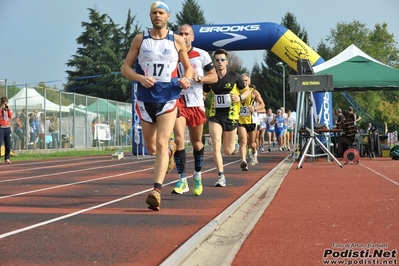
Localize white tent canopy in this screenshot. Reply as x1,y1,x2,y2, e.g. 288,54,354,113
313,44,399,91
8,87,69,113
313,44,384,73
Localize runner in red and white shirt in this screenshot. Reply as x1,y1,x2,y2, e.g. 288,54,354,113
172,24,218,196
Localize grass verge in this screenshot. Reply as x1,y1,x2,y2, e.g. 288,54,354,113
3,147,132,162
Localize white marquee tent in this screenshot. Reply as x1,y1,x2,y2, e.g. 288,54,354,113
8,87,70,113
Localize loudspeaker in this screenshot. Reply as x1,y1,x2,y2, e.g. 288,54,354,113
343,148,360,165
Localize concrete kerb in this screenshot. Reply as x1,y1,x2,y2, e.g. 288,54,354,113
160,155,293,266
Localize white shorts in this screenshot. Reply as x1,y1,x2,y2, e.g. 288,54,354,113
258,113,267,130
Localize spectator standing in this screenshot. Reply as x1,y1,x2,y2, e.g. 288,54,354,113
33,110,40,146
126,120,132,145
367,122,374,132
11,118,20,150
12,113,25,150
348,106,361,125
337,110,358,156
49,114,60,149
335,108,344,128
0,96,13,164
119,121,127,145
91,118,98,147
19,108,27,149
29,114,37,149
109,121,116,146
38,112,46,149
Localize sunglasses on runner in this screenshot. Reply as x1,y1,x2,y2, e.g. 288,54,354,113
215,58,226,62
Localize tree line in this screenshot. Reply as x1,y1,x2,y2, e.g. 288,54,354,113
63,0,399,132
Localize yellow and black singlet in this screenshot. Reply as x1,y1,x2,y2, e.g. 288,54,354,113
238,88,257,125
203,71,247,120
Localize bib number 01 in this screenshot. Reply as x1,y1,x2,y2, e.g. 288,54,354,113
214,94,231,108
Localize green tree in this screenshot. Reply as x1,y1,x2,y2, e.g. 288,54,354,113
316,40,334,61
65,8,140,102
320,20,399,131
326,20,399,66
171,0,206,30
109,10,142,103
227,52,249,74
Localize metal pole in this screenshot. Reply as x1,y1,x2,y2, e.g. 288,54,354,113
25,83,28,149
276,62,286,109
282,66,285,110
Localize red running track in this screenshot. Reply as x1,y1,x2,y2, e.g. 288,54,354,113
233,156,399,266
0,149,286,265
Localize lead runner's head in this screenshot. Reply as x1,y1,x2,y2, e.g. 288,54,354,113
149,1,171,29
150,1,171,14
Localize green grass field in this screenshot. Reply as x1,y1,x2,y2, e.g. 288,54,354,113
2,147,132,162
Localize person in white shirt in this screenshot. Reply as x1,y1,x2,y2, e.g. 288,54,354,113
171,24,218,196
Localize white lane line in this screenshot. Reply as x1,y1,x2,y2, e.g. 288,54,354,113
0,159,153,183
0,168,153,199
360,164,399,186
0,156,213,199
0,189,151,239
2,158,110,173
0,159,240,239
0,160,155,183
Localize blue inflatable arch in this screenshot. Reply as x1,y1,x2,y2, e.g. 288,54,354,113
191,22,325,69
191,22,332,128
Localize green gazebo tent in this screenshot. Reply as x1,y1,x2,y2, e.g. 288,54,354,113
313,44,399,91
86,99,131,118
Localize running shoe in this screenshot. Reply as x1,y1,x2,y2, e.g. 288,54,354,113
192,175,203,196
6,159,11,164
240,160,248,171
268,147,272,152
251,152,258,166
279,147,282,151
171,178,189,194
214,174,226,187
288,147,291,151
146,189,161,211
166,142,177,174
260,146,265,152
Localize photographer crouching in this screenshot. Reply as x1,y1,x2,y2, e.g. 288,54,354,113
0,96,13,164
